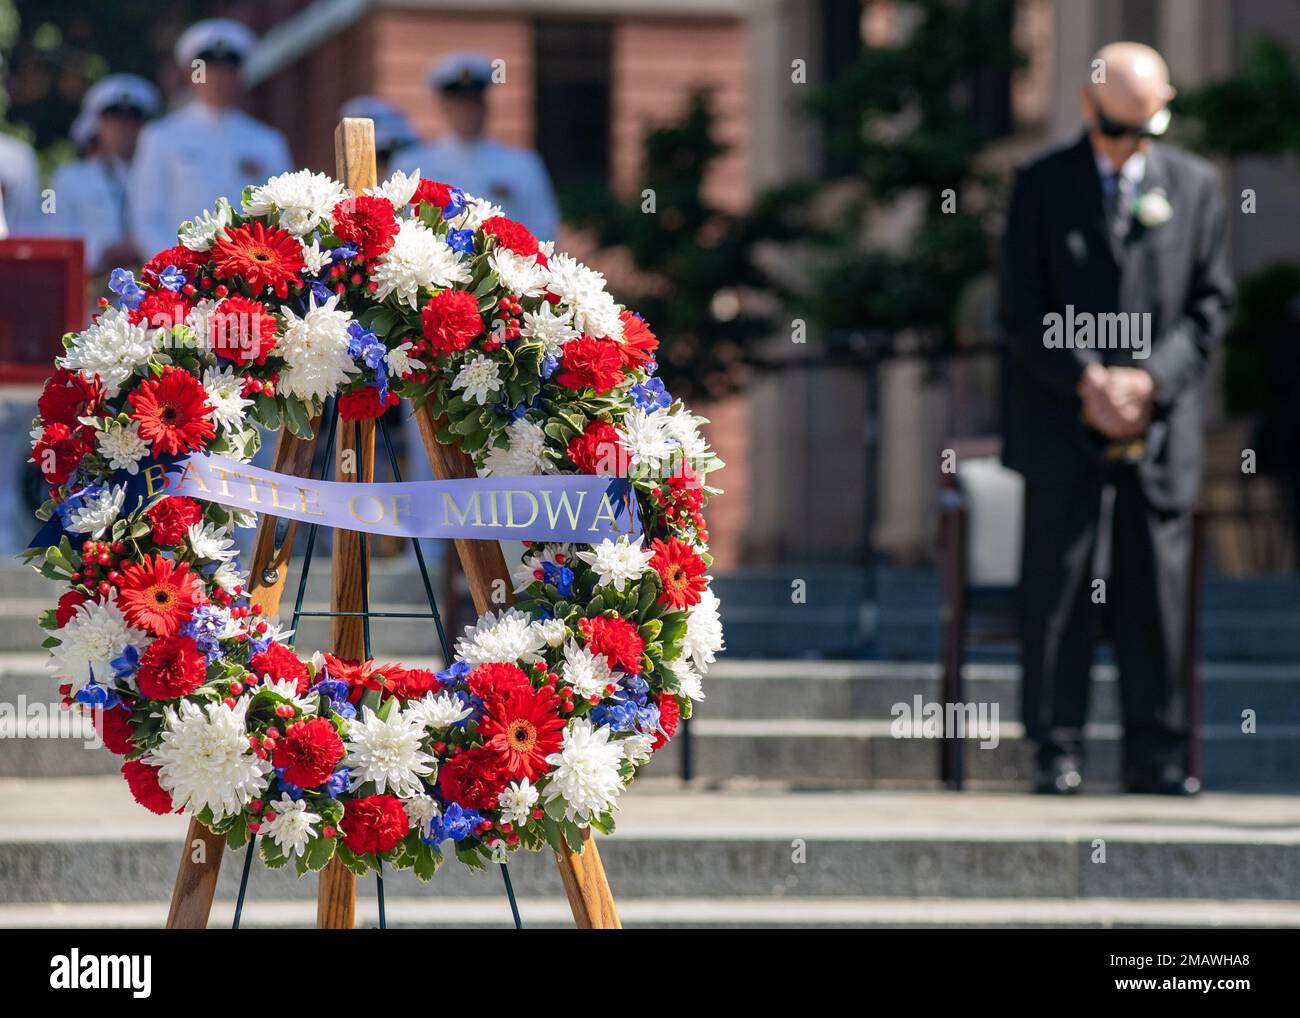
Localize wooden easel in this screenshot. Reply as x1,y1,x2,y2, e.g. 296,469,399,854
164,118,620,930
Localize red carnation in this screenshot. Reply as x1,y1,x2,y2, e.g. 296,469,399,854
648,537,709,610
122,759,175,814
481,215,540,258
567,419,626,475
467,662,532,700
248,641,310,694
410,179,457,210
584,615,645,674
145,496,204,546
342,794,408,855
615,310,658,370
385,666,443,701
136,634,207,699
131,289,195,332
141,245,208,285
421,288,486,357
38,368,104,432
438,746,511,809
556,336,625,394
56,590,91,627
273,717,345,788
211,221,305,298
32,423,91,486
478,684,565,780
94,704,135,754
208,295,278,365
338,386,400,421
333,195,399,259
117,555,202,638
652,693,680,751
127,367,215,457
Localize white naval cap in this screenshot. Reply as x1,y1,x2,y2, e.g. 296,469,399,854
427,52,493,93
70,108,98,149
174,18,258,70
82,73,161,118
338,96,418,151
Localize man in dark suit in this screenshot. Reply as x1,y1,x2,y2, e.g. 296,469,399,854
999,42,1233,795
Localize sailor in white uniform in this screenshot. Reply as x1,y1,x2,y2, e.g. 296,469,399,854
339,96,418,180
0,131,41,238
49,74,160,271
128,18,291,257
391,52,560,241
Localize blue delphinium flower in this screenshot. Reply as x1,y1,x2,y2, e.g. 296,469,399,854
331,243,359,263
347,321,390,401
311,678,356,720
110,645,140,684
542,560,573,597
108,268,145,310
631,376,671,412
441,187,469,219
591,698,641,733
325,767,349,797
430,802,482,843
76,676,121,710
540,354,559,379
435,660,471,687
309,280,333,304
157,265,187,292
275,769,304,800
180,605,231,663
446,228,475,255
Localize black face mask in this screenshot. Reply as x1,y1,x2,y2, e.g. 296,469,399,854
1091,98,1170,138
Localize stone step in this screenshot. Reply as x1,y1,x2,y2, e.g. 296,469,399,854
6,895,1300,929
2,779,1299,905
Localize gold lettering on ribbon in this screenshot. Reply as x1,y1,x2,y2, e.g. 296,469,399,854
297,486,326,518
142,463,170,498
349,493,385,525
589,493,620,531
504,490,539,528
541,489,586,529
175,460,211,494
391,494,411,525
442,492,482,528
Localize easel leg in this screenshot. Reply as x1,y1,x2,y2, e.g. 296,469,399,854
316,854,357,929
166,818,227,929
553,829,622,929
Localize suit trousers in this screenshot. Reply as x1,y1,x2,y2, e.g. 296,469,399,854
1017,463,1192,774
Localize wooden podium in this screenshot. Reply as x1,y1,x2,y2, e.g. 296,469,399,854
165,119,620,930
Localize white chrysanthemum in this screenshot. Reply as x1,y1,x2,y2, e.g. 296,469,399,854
179,198,234,251
212,561,246,593
520,302,581,358
618,408,675,474
96,420,150,474
576,535,653,592
662,411,721,474
408,690,474,731
497,777,539,826
367,168,420,208
147,698,271,822
574,289,624,342
455,608,546,666
510,543,575,593
620,732,655,766
244,169,347,236
558,640,613,699
682,588,724,674
201,365,254,433
534,617,567,648
186,521,238,563
455,193,504,230
66,484,126,536
669,660,706,701
262,795,320,858
344,704,437,796
481,418,553,477
299,237,331,276
404,793,440,838
47,598,145,684
488,248,549,298
543,719,625,823
58,306,155,396
541,253,606,307
451,354,501,406
384,341,423,379
277,293,359,401
262,677,318,715
371,219,471,309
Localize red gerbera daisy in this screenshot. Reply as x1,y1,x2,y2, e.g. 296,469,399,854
333,195,399,259
582,615,645,674
478,684,565,780
117,555,202,637
127,367,215,457
322,654,385,703
614,310,658,370
208,295,279,365
648,537,708,610
211,221,305,297
145,496,204,546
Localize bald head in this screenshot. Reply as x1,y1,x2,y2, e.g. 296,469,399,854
1088,42,1175,124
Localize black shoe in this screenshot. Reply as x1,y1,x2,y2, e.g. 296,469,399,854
1034,756,1083,795
1124,768,1201,796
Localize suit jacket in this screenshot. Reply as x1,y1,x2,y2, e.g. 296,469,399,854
998,134,1234,511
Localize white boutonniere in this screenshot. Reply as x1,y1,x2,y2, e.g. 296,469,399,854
1134,187,1173,228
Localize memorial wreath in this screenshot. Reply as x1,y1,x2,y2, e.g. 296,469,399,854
24,167,724,878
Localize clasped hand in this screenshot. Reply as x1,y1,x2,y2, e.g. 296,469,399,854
1077,363,1154,440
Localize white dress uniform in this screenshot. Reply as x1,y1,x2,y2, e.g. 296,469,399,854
0,133,43,238
49,157,133,269
128,19,292,256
